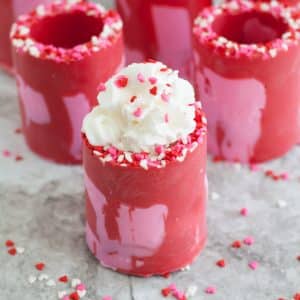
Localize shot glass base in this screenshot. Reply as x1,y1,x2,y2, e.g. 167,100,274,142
86,224,207,277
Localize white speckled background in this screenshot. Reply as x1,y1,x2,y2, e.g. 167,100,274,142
0,1,300,299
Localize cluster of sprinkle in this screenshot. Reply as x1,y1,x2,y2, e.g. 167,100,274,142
84,105,207,170
10,0,122,62
193,0,300,59
2,149,24,161
161,284,191,300
5,239,111,300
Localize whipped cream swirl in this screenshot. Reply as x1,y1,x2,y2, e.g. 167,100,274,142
82,62,196,153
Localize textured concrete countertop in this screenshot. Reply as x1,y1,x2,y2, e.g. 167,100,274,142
1,1,300,299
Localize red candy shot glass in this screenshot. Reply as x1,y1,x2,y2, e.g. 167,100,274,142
0,0,52,74
10,0,124,164
82,62,208,276
116,0,210,80
193,0,300,163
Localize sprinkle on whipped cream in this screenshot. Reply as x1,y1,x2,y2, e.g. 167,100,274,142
193,0,300,60
10,0,123,62
82,62,207,169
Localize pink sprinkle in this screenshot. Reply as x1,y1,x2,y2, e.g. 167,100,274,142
137,73,145,83
62,296,69,300
248,261,259,270
2,150,11,157
97,83,106,92
133,107,142,118
172,290,186,300
168,284,177,292
243,236,255,246
107,146,117,158
148,76,157,84
164,113,169,123
240,207,248,216
280,172,289,180
155,145,164,155
161,92,170,102
76,283,86,291
249,164,260,172
205,286,216,294
102,297,112,300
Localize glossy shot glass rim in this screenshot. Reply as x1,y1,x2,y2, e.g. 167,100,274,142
10,0,123,63
82,104,207,170
193,0,300,61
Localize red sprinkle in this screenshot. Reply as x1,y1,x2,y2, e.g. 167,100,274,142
160,67,169,72
231,240,242,248
149,86,157,96
216,259,226,268
213,155,224,163
161,287,172,297
15,155,24,161
146,58,157,63
15,128,22,134
8,248,17,256
35,262,45,271
294,293,300,300
58,275,69,283
130,96,137,103
297,256,300,261
114,75,128,88
69,292,80,300
5,240,15,247
162,272,170,278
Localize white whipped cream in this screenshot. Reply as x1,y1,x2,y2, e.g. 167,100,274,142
82,62,196,153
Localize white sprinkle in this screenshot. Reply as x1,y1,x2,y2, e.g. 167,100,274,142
190,142,198,152
117,154,124,163
36,5,46,16
181,265,191,271
28,275,37,284
46,279,56,287
78,289,87,298
103,155,112,162
38,274,49,281
124,152,133,163
71,278,81,288
19,26,30,36
233,163,241,171
29,46,40,58
93,150,102,156
140,159,148,170
185,284,198,298
58,290,67,299
211,192,220,200
112,20,123,31
277,200,287,208
269,49,277,58
12,39,24,48
91,36,99,45
16,247,25,254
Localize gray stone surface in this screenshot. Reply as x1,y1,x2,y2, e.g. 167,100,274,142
1,1,300,299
